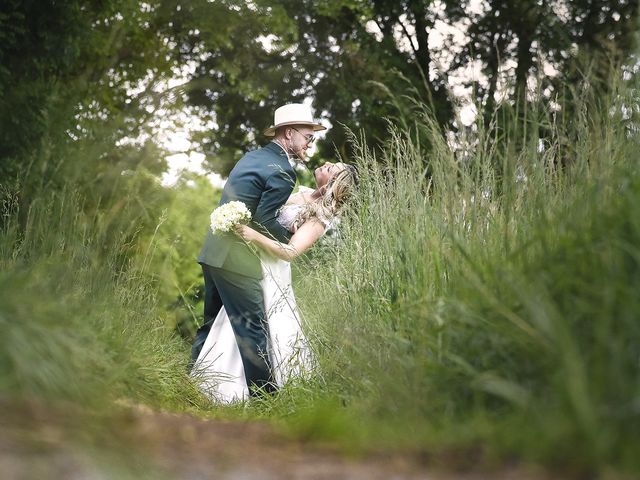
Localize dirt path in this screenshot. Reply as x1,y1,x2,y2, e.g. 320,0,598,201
1,399,547,480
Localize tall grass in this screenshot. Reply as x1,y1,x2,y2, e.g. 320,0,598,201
0,178,203,409
2,68,638,476
274,80,640,474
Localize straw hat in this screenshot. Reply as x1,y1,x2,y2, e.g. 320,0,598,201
263,103,326,137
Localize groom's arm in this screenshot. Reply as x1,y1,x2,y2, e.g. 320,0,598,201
253,171,294,243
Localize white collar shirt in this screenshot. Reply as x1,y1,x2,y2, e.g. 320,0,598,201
271,140,297,168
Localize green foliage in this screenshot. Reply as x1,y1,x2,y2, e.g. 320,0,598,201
2,1,636,182
0,0,218,411
170,0,305,174
0,179,204,409
1,2,639,476
0,1,176,171
252,75,640,475
167,0,639,174
144,173,221,338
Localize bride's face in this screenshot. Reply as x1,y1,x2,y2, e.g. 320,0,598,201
314,162,346,189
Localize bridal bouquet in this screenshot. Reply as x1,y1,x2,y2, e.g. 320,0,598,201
210,201,252,234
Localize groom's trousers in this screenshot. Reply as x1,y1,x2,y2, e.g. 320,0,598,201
192,263,275,395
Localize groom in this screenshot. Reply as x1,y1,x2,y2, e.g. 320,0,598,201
192,103,326,395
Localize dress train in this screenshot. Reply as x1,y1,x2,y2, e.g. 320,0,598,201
191,254,314,403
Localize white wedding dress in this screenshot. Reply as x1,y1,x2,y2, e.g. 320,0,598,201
191,194,322,403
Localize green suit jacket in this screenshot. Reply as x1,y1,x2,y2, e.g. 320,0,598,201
198,142,296,278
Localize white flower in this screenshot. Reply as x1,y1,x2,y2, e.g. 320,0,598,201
210,201,252,234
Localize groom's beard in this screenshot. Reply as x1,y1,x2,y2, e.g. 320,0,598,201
286,139,307,161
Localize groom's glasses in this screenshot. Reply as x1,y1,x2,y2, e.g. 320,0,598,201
291,127,315,145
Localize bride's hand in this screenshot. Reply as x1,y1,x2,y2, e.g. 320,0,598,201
234,224,255,242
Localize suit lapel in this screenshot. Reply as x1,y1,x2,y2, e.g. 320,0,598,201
263,142,297,183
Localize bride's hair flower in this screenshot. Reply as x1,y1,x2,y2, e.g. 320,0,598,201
210,201,252,234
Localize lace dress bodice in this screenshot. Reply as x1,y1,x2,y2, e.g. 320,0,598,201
276,189,332,233
276,203,306,232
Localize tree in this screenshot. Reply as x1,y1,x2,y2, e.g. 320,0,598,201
0,0,179,187
171,0,637,176
290,0,454,161
0,1,193,278
174,0,456,174
448,0,639,118
3,0,636,181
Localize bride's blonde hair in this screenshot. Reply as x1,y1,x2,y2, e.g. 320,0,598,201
291,164,358,231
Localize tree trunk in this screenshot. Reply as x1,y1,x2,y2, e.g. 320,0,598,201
408,0,452,125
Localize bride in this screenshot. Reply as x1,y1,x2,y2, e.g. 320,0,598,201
191,162,358,403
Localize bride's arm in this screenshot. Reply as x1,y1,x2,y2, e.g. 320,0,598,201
235,219,325,261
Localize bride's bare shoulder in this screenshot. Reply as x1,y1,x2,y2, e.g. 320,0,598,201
287,186,315,205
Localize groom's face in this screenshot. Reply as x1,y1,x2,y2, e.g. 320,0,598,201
286,125,314,161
